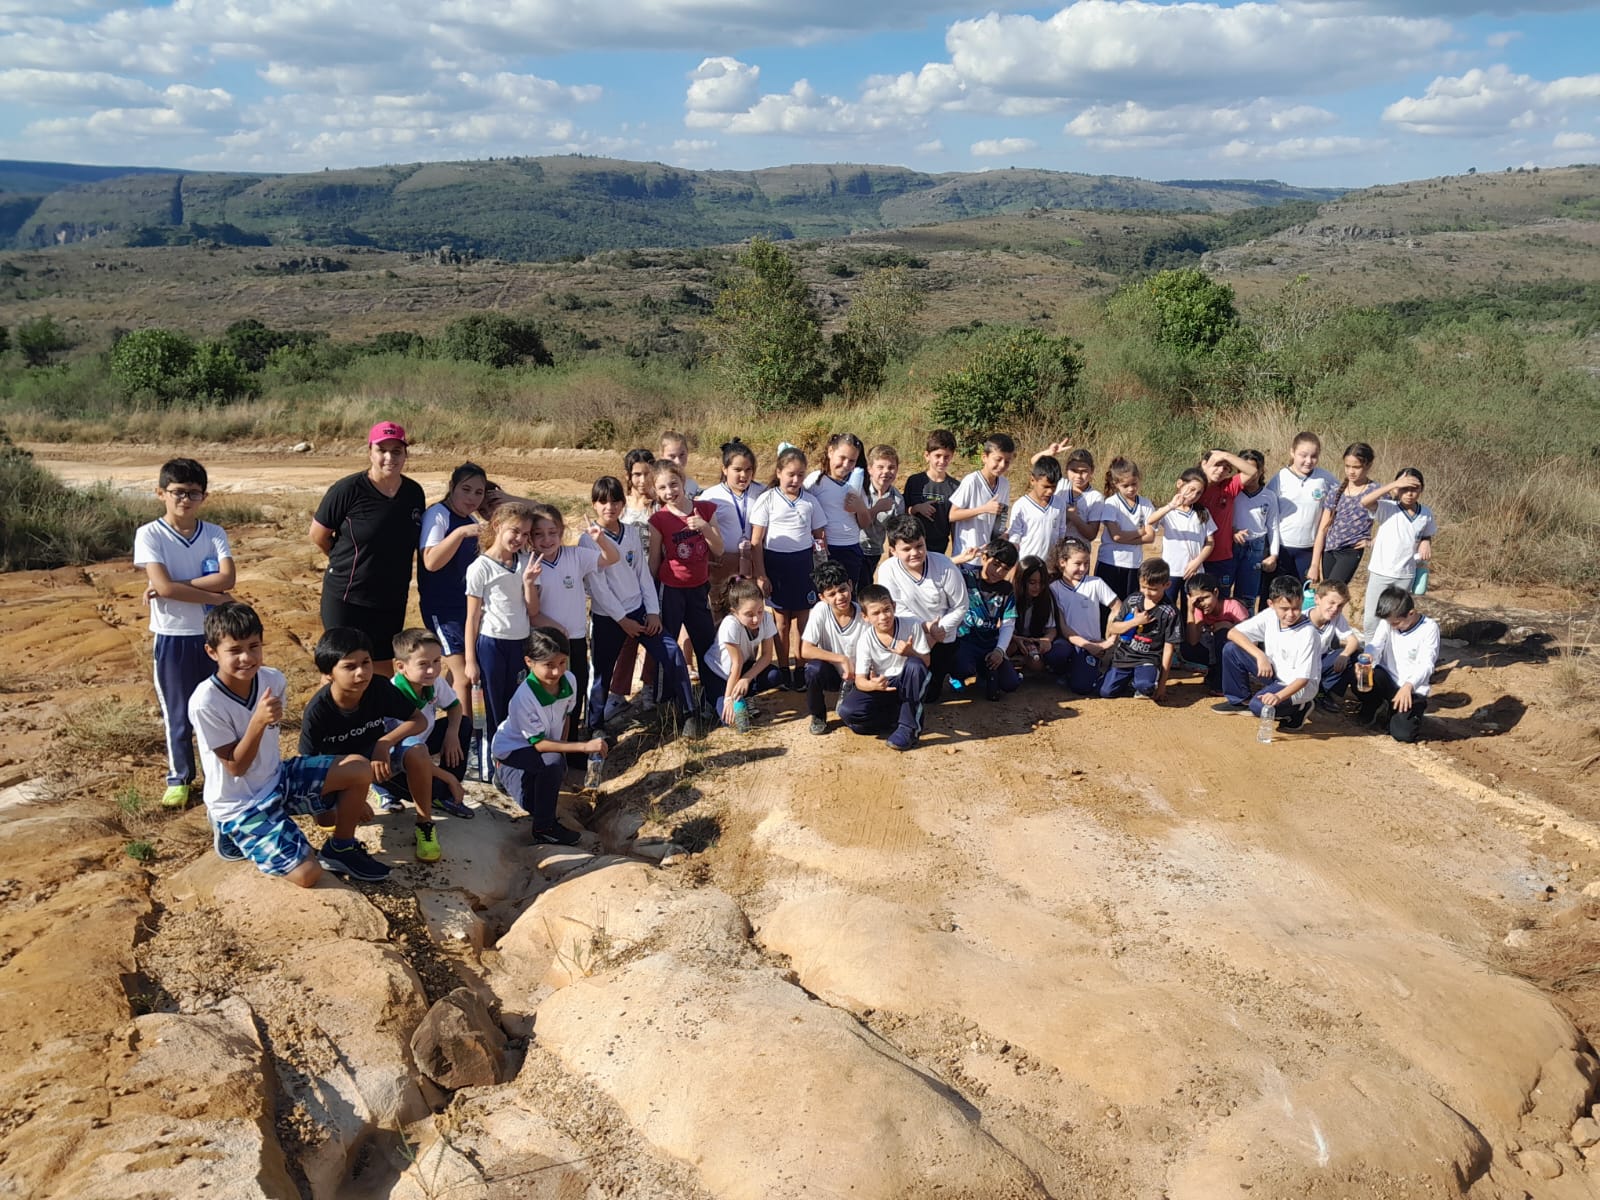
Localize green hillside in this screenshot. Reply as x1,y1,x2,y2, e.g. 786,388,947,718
8,156,1343,261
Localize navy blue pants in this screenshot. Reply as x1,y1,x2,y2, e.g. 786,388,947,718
1220,641,1311,726
1232,538,1267,610
1357,665,1428,743
1100,661,1159,698
804,660,846,719
952,637,1022,693
154,633,211,786
476,634,525,753
1047,642,1101,694
838,658,930,737
1276,546,1315,586
497,747,566,830
1096,562,1139,603
589,606,687,727
659,583,716,710
827,543,864,590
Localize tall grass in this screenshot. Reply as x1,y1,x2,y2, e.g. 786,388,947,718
0,434,144,570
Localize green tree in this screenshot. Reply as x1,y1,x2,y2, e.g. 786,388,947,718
830,266,925,400
111,328,196,400
706,238,827,412
929,328,1084,450
15,316,72,367
1110,268,1239,354
436,314,553,368
0,325,9,356
184,341,256,401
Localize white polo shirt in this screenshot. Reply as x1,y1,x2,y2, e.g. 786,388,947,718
1050,577,1118,642
876,553,968,640
188,667,287,824
1006,496,1064,563
854,617,930,682
1268,467,1338,549
465,551,532,640
1232,610,1320,706
133,519,234,636
950,471,1010,556
1367,616,1440,695
751,488,821,553
802,600,867,661
1094,493,1154,570
531,544,603,640
1368,500,1436,578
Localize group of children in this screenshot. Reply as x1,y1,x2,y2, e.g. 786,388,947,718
134,424,1441,888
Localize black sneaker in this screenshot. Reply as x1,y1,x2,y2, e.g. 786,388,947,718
532,823,583,846
1210,700,1248,715
318,840,390,883
433,791,476,819
985,676,1001,702
809,715,829,735
1315,691,1343,715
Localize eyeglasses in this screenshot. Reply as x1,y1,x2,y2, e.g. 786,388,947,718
165,488,206,501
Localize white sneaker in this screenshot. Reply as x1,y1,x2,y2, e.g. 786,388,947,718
602,694,628,722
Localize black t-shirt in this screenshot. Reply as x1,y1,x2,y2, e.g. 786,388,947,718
314,471,427,611
1111,593,1180,666
298,677,419,758
904,472,959,554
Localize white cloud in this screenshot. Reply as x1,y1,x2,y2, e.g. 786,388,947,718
1066,98,1335,148
23,84,236,142
672,138,717,153
0,67,158,107
1383,64,1600,134
1552,131,1598,150
685,63,902,135
1218,134,1379,160
971,136,1037,156
1485,30,1522,47
686,57,760,117
916,138,945,153
942,1,1453,103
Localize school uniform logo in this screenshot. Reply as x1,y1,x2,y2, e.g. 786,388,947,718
562,573,575,590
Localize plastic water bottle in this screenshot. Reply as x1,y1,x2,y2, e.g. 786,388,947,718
583,752,605,793
1355,653,1375,693
471,692,488,781
1412,565,1430,595
1257,702,1276,744
813,537,829,568
948,676,965,693
732,698,751,733
1301,581,1317,612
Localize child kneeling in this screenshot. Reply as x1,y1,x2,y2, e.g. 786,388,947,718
188,603,387,886
491,627,606,846
704,578,785,725
837,584,931,751
1358,586,1439,743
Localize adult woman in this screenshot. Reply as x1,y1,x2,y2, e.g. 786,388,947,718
309,420,427,675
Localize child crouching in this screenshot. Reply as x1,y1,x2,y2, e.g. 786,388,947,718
838,584,932,751
188,603,385,886
492,627,605,846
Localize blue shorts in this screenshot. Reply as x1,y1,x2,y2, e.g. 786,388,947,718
424,613,468,658
216,755,338,877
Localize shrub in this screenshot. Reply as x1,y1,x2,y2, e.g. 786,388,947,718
111,328,197,401
705,238,827,412
929,328,1084,450
185,341,256,401
221,319,321,371
15,316,72,367
1110,268,1239,355
436,314,553,368
830,266,925,401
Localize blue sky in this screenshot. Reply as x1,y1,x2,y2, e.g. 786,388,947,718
0,0,1596,187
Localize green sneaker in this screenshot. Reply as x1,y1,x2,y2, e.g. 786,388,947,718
415,823,441,863
161,784,190,810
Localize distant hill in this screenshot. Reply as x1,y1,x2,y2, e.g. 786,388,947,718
3,156,1344,260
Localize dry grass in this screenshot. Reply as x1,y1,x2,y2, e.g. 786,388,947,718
55,695,166,763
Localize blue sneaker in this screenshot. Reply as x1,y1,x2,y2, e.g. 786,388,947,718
887,726,917,752
213,820,245,862
373,786,406,815
433,791,476,819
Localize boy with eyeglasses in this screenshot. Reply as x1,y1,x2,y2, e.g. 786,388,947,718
134,458,237,810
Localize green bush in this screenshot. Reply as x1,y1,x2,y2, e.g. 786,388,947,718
436,314,553,368
705,238,827,412
0,432,143,570
1110,268,1239,355
929,327,1084,450
185,342,256,401
111,329,196,400
15,316,72,367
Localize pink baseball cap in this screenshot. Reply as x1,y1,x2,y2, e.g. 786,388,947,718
367,420,408,446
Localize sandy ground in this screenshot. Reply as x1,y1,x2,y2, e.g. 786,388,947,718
4,443,1600,1198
